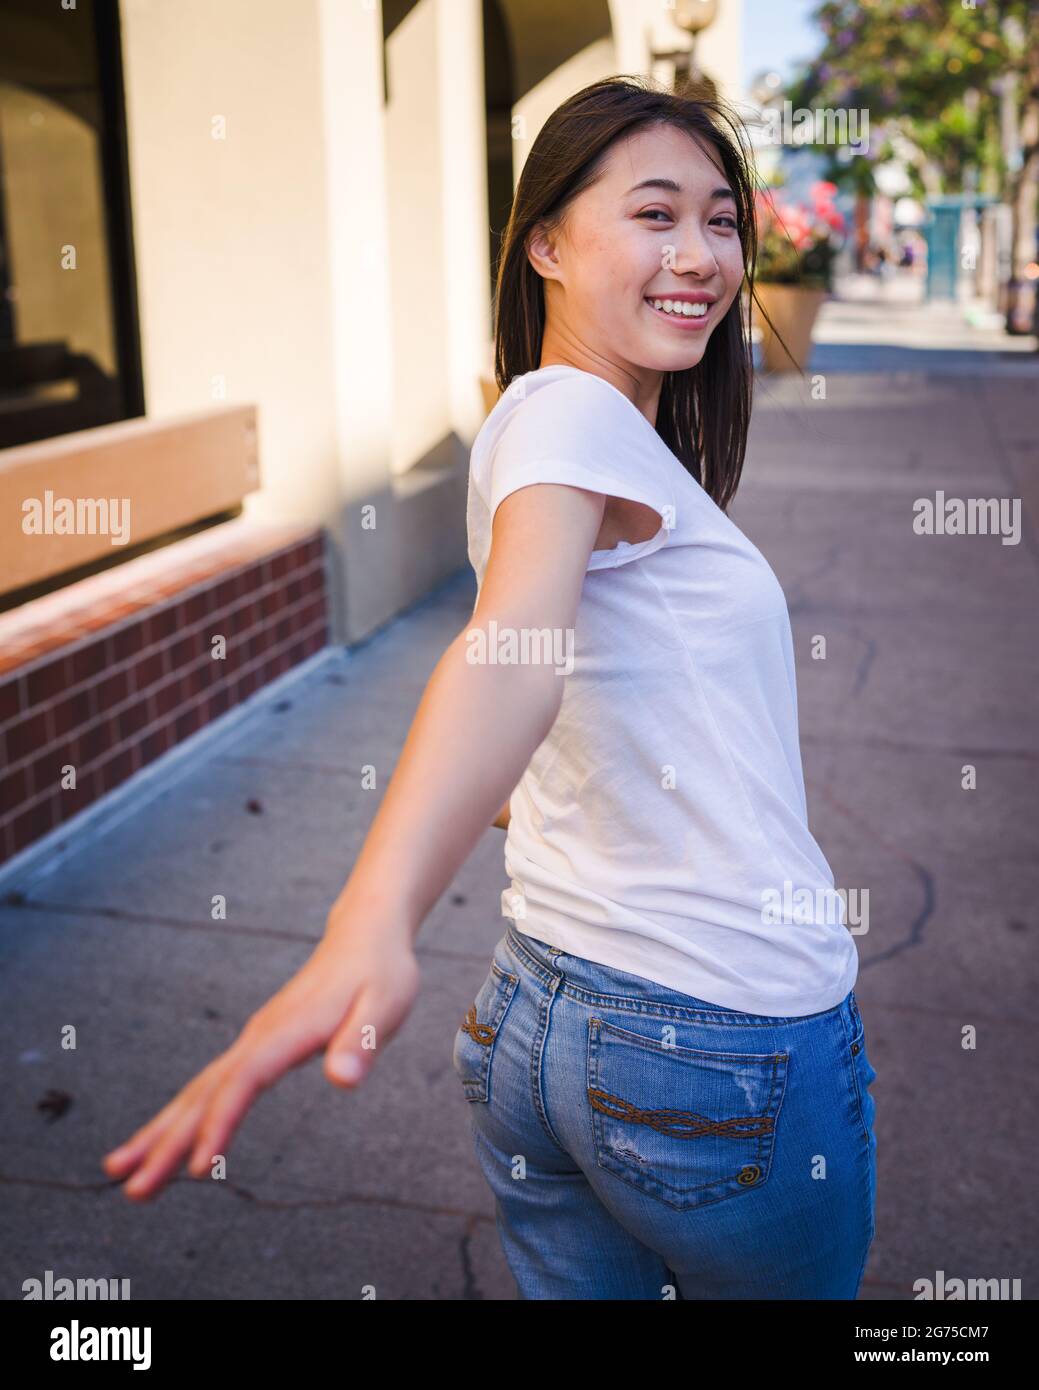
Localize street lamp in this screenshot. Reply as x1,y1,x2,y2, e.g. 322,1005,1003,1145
650,0,720,99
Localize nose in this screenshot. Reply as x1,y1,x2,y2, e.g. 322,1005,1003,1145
664,225,720,279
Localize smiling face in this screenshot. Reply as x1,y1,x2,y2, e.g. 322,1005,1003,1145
528,121,746,412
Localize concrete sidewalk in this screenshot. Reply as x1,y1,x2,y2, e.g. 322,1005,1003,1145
794,271,1039,376
2,356,1037,1299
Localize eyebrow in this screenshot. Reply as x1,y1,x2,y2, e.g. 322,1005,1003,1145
626,178,735,200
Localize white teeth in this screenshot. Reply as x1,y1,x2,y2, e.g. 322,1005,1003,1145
650,298,708,317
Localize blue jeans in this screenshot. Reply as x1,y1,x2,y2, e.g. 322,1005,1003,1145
452,925,877,1299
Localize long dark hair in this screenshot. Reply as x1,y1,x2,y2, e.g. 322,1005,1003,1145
493,74,764,512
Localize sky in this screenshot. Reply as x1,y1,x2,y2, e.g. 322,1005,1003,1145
742,0,823,91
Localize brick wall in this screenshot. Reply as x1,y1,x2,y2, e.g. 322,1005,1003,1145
0,524,329,868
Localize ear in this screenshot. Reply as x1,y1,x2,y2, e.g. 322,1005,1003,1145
526,221,563,284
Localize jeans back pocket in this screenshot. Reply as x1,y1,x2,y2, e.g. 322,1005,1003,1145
452,960,518,1102
587,1016,789,1211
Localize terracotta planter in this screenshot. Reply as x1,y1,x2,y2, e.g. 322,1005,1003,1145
752,283,828,372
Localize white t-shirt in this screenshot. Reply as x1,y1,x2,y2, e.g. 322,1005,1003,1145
465,363,858,1016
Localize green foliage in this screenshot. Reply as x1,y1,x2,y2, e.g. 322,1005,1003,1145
782,0,1038,196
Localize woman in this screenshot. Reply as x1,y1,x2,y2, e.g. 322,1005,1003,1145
102,76,877,1300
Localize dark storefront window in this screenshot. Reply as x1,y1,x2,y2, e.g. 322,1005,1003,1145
0,0,143,450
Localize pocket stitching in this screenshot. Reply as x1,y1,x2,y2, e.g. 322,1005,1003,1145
560,981,784,1025
454,963,518,1103
593,1013,790,1066
587,1015,789,1211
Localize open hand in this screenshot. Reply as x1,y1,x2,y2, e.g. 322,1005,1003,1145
101,920,420,1201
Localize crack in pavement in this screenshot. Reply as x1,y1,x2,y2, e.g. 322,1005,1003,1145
784,542,844,613
801,732,1039,761
0,898,320,944
0,1171,497,1224
0,892,507,972
813,784,937,970
851,637,878,697
458,1215,484,1299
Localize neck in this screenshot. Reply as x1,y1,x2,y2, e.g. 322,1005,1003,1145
537,331,663,429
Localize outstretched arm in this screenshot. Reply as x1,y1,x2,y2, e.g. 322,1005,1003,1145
102,479,605,1200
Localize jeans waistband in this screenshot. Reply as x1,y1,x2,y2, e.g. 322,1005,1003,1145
504,924,855,1029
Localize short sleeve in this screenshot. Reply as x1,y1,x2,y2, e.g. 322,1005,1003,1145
483,371,677,571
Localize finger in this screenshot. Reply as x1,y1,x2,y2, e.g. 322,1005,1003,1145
186,1068,264,1176
103,1055,231,1178
102,1099,190,1178
121,1096,210,1201
324,980,412,1088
